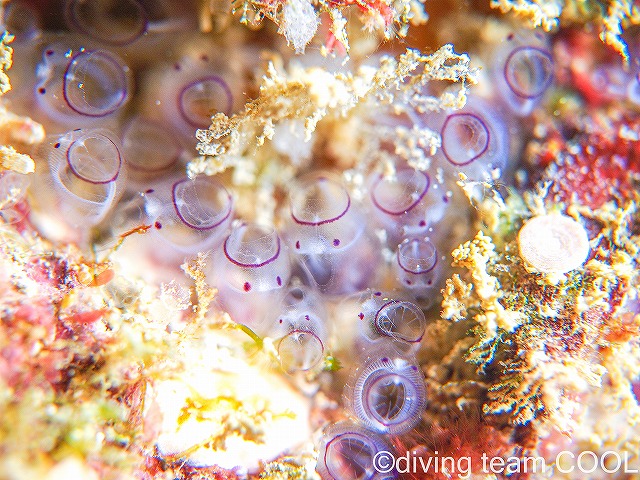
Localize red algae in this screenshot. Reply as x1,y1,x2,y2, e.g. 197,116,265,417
528,115,640,209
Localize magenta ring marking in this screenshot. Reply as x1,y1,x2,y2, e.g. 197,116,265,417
324,432,374,478
223,230,281,268
65,0,148,46
66,134,121,184
171,178,232,231
178,75,234,128
63,50,129,117
503,45,554,99
441,112,491,167
363,372,413,427
374,300,424,342
371,169,430,216
279,329,324,354
396,243,438,275
291,186,351,226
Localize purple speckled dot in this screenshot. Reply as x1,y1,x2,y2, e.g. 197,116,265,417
419,220,426,227
46,49,54,56
154,221,162,229
243,282,252,292
333,238,340,246
276,276,282,286
54,142,60,149
375,292,382,296
358,312,364,320
38,87,46,94
305,314,310,320
279,319,283,324
295,241,300,249
145,188,154,194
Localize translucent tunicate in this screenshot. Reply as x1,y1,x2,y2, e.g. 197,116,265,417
210,223,291,329
63,0,198,46
0,171,31,226
64,50,130,117
372,300,426,345
35,46,132,126
368,167,448,245
591,65,630,101
441,114,489,166
346,351,426,435
47,128,126,226
317,421,397,480
140,53,239,141
178,75,233,129
504,47,554,98
121,116,181,182
269,285,327,372
144,175,233,255
64,0,148,46
352,291,426,348
0,171,31,208
286,174,381,295
436,97,510,181
493,31,554,116
393,236,442,306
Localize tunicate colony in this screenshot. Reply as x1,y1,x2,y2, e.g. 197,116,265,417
0,2,579,479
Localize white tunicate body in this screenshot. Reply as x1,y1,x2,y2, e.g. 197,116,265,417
518,213,590,274
35,44,132,129
392,236,443,307
351,290,427,354
431,96,511,181
210,223,291,331
345,347,426,435
46,128,126,227
492,30,554,116
286,174,382,296
268,285,328,372
143,175,233,259
368,167,449,247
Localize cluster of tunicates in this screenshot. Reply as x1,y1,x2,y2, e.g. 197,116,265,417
0,4,559,479
313,31,557,480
